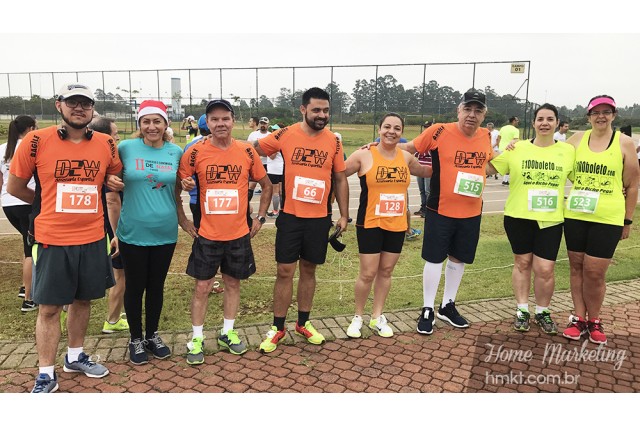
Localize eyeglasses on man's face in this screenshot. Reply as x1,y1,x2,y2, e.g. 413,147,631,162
63,98,94,110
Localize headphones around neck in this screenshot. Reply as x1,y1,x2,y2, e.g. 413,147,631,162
57,126,93,140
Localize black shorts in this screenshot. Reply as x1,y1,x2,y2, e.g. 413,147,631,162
111,254,124,269
268,173,283,185
186,234,256,280
356,226,405,254
564,218,623,259
31,237,114,305
503,216,563,261
3,205,32,258
421,209,482,264
275,212,332,264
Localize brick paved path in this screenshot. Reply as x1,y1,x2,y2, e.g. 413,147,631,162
1,280,639,393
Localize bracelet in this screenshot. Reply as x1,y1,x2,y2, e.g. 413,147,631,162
624,219,633,225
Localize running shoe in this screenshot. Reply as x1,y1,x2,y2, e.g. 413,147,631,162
31,372,58,393
417,307,435,335
587,318,607,345
266,210,279,218
63,352,109,378
346,315,363,338
534,310,558,335
259,326,286,353
369,314,394,338
217,329,247,355
405,228,422,241
513,309,531,332
21,300,38,312
562,315,588,341
254,189,262,194
186,337,204,365
18,286,25,298
437,300,469,328
295,321,325,345
102,317,129,334
144,333,172,359
129,338,149,365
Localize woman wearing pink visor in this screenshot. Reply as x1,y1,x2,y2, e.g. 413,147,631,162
561,95,639,345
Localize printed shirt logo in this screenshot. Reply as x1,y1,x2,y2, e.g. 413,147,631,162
205,164,242,184
574,161,616,194
454,150,487,168
375,166,409,182
145,174,167,190
291,147,328,168
520,159,563,187
54,160,101,182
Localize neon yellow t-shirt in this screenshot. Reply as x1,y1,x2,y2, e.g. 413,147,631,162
564,131,625,226
491,139,575,222
498,125,520,151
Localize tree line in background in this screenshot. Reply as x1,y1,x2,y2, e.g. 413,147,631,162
2,76,640,130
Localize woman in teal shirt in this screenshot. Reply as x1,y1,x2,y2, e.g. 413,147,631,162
115,100,195,365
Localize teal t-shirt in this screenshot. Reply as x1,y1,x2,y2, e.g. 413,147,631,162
116,138,183,245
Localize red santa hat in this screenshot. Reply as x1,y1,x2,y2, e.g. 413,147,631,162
137,100,168,123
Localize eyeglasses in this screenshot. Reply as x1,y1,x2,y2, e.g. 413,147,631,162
64,98,94,110
462,106,486,115
588,110,613,117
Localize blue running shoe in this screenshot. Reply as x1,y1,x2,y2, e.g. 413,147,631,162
63,352,109,378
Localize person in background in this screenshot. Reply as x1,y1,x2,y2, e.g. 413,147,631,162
497,116,520,186
266,124,284,218
344,112,432,339
414,121,433,217
88,117,129,334
248,117,271,197
561,95,638,345
554,121,569,142
0,115,38,312
486,103,575,335
113,100,196,365
486,122,500,180
181,115,198,140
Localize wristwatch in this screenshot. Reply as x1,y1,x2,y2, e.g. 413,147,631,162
624,218,633,225
256,215,266,224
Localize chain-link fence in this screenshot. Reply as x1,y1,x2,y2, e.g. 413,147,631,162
0,60,533,138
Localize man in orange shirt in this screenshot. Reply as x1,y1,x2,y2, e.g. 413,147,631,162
399,89,493,335
254,87,350,353
179,99,272,364
8,83,122,392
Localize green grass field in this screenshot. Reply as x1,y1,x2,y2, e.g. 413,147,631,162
1,208,639,341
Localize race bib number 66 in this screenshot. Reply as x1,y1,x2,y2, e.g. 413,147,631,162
292,176,325,204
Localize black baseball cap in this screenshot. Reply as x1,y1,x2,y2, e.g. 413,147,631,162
462,89,486,108
205,99,235,115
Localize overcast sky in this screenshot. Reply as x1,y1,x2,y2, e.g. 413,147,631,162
1,2,639,111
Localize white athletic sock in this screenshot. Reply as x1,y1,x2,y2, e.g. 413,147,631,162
422,261,443,308
517,304,529,312
192,325,204,339
67,347,83,363
39,366,55,378
535,306,548,314
222,318,235,335
442,259,465,308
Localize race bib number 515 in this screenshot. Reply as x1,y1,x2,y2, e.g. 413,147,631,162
453,172,484,198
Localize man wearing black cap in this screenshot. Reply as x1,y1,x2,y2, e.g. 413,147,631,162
399,89,493,335
8,83,121,392
179,99,272,363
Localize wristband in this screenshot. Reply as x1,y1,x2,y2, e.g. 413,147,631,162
624,219,633,225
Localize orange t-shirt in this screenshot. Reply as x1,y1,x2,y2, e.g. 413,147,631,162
9,126,122,245
357,146,410,232
258,123,346,218
179,139,266,241
413,122,492,218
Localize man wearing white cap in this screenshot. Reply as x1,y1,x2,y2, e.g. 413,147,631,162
247,117,271,199
8,83,122,392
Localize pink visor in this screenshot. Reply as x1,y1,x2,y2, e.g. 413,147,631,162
587,96,616,111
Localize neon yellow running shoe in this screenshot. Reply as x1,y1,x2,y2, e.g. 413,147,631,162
186,337,204,365
259,326,286,354
295,321,325,345
217,329,247,355
102,318,130,334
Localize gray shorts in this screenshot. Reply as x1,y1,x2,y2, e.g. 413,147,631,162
31,237,115,305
